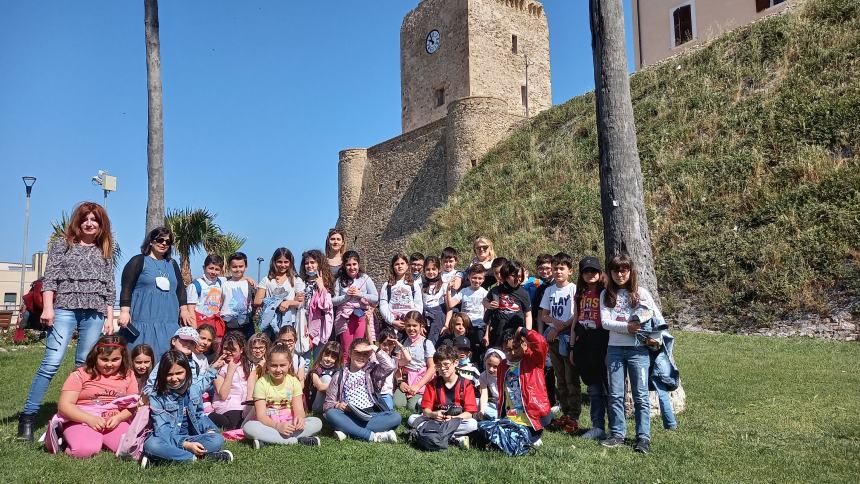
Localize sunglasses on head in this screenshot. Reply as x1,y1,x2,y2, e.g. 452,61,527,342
153,237,172,245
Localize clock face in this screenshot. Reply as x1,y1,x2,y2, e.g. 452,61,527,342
426,30,440,54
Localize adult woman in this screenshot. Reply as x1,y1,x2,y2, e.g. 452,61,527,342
119,227,193,360
470,236,497,288
18,202,116,441
325,228,347,278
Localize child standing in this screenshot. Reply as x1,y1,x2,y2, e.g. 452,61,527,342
304,341,343,414
186,254,227,342
255,248,306,341
599,254,663,454
569,256,610,440
421,256,447,344
222,252,256,340
131,344,155,394
539,252,581,429
243,343,323,447
379,253,422,335
407,344,478,449
142,350,232,468
483,260,532,348
299,250,335,360
409,252,425,282
440,247,464,297
209,332,252,431
394,311,436,413
445,264,488,361
333,251,379,360
54,335,138,458
478,349,504,420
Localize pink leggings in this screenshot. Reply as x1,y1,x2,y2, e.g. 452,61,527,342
339,314,367,362
62,421,129,459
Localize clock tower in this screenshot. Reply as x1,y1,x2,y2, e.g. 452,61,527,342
400,0,551,133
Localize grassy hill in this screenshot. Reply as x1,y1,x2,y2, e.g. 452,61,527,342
408,0,860,330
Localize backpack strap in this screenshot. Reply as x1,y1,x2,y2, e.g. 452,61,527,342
193,279,202,299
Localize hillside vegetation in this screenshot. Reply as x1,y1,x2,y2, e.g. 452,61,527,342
408,0,860,329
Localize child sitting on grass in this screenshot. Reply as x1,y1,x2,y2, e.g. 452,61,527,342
209,331,252,431
242,342,323,448
131,344,155,394
141,350,232,468
407,344,478,449
496,327,552,445
304,341,343,414
478,349,504,420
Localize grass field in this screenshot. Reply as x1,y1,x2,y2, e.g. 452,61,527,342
0,332,858,483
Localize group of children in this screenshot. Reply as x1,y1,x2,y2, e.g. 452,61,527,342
44,239,678,466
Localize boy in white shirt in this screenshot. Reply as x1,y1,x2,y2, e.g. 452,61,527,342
538,252,581,429
445,264,488,364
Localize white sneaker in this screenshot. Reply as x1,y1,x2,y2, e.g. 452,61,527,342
252,439,262,450
383,430,398,443
550,405,561,415
454,436,470,449
533,438,543,447
140,456,150,470
582,428,606,441
334,430,347,441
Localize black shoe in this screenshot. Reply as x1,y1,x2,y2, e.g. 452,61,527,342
17,413,34,442
297,436,321,447
599,436,624,448
205,450,234,462
634,438,651,454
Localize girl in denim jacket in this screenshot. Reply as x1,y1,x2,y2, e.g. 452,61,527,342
141,351,233,468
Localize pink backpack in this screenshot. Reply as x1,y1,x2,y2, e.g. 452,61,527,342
115,405,151,461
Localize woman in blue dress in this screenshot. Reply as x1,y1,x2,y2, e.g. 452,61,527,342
119,227,194,359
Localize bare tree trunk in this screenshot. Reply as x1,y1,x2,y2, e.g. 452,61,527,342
589,0,660,304
144,0,164,234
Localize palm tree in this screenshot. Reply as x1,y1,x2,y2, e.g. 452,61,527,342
208,232,247,267
50,212,123,267
144,0,165,235
164,208,221,285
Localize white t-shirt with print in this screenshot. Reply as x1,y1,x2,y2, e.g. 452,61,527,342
539,283,576,336
259,276,306,299
451,286,489,327
186,276,226,316
221,278,251,325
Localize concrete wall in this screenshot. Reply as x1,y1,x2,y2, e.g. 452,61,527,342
0,252,47,309
401,0,470,133
468,0,551,118
632,0,795,69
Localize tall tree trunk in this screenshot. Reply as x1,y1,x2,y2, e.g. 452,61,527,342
589,0,660,304
144,0,164,235
180,252,192,287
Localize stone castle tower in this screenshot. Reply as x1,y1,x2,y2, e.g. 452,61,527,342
338,0,551,279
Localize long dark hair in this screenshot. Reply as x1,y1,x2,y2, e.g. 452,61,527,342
337,250,363,288
84,334,131,379
141,227,174,259
388,252,412,286
604,254,639,309
300,249,335,296
422,256,442,294
267,247,297,286
154,350,192,395
221,331,251,380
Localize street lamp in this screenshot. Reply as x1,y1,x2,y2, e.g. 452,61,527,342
19,176,36,306
257,257,264,282
91,170,117,208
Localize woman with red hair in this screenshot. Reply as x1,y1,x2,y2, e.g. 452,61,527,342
18,202,116,442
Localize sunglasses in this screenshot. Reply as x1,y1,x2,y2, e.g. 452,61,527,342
153,237,172,245
475,245,489,250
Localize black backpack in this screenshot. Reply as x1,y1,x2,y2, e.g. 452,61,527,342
408,417,461,451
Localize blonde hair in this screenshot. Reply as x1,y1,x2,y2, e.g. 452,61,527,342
472,236,496,264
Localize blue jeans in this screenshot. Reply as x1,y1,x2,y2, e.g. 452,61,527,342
652,378,677,429
324,408,401,441
378,393,394,411
143,432,224,462
587,382,609,431
606,345,651,441
23,308,104,415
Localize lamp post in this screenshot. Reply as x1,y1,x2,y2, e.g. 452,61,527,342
91,170,117,208
257,257,264,282
19,176,36,306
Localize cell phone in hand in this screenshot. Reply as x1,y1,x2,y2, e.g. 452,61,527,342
119,322,140,340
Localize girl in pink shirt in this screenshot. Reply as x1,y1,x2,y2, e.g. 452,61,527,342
210,332,252,430
56,335,138,458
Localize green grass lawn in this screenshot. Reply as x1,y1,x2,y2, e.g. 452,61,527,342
1,332,858,483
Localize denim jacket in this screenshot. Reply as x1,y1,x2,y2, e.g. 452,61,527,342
148,367,219,447
649,329,679,391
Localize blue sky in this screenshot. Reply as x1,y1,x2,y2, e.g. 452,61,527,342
0,0,633,278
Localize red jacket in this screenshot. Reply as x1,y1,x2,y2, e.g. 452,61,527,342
496,329,550,430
